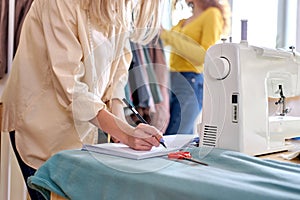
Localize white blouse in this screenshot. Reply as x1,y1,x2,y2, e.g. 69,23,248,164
1,0,132,168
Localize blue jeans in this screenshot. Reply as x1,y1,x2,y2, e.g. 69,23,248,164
10,132,45,200
165,72,203,135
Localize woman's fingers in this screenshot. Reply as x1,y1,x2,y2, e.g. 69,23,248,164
135,123,162,137
127,135,159,150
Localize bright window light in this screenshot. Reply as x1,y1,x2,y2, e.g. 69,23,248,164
231,0,278,48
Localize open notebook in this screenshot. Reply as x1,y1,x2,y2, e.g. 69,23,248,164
82,135,195,160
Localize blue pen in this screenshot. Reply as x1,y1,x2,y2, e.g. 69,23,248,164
122,98,167,148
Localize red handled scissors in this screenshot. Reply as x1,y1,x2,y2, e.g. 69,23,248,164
168,151,208,166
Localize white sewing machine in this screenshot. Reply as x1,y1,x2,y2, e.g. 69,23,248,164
199,41,300,156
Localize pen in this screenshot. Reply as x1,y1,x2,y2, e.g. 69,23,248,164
122,98,167,148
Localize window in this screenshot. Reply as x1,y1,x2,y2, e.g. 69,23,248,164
165,0,299,50
231,0,278,48
230,0,298,49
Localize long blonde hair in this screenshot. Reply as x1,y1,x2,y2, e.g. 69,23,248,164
81,0,163,44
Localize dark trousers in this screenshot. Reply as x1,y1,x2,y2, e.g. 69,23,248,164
9,131,45,200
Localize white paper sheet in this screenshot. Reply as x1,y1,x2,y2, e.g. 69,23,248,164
82,134,195,159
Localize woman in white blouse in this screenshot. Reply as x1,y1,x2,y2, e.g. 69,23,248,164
1,0,164,199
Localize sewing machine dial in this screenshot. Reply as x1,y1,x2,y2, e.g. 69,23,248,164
208,57,230,80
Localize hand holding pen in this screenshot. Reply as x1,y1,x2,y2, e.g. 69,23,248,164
123,98,167,149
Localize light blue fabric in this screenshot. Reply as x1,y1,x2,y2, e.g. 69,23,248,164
28,147,300,200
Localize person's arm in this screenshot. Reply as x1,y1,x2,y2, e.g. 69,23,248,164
100,44,163,149
160,29,206,66
109,46,133,121
43,1,107,122
90,109,161,150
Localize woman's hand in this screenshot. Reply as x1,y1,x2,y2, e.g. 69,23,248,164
125,123,163,151
94,108,163,151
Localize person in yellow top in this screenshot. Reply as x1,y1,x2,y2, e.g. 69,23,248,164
160,0,230,135
1,0,164,199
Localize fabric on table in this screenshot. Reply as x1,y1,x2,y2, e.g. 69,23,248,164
28,147,300,200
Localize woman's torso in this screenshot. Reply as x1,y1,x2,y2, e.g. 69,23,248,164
1,0,130,168
170,7,223,73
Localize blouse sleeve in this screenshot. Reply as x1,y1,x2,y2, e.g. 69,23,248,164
110,46,132,101
160,28,206,66
42,0,105,121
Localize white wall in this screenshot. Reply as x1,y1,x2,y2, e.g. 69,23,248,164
297,0,300,52
231,0,278,48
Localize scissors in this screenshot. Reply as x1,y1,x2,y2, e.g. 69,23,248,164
168,151,208,166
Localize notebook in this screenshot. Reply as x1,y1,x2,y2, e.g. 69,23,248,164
82,134,195,160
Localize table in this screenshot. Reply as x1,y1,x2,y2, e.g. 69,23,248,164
28,147,300,200
258,151,300,164
258,138,300,164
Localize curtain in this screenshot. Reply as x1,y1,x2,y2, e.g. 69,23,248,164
14,0,34,56
0,0,34,79
0,0,9,78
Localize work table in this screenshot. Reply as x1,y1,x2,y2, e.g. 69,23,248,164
28,147,300,200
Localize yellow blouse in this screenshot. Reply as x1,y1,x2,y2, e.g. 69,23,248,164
1,0,131,168
161,7,224,73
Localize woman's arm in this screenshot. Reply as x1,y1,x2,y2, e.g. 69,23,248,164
99,46,163,150
160,29,206,66
91,109,161,150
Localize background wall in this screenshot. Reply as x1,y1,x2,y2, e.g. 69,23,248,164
297,0,300,52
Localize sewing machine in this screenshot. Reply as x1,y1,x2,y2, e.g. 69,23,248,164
199,42,300,156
